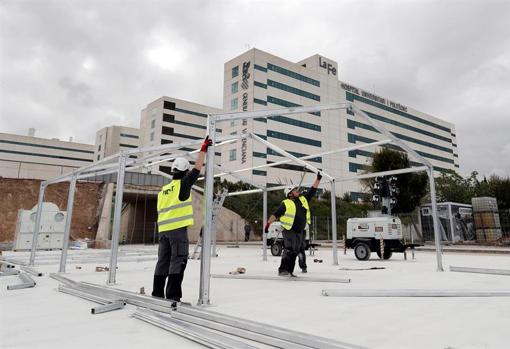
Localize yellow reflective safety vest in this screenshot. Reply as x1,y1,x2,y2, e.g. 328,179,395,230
157,179,194,232
280,196,311,231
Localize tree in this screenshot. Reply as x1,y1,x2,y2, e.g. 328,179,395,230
364,148,428,214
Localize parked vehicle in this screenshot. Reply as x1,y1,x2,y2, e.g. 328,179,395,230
346,217,420,260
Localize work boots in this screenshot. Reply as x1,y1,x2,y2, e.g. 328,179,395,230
151,275,167,298
166,273,183,301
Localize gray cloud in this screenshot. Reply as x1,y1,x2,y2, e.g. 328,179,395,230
1,0,509,177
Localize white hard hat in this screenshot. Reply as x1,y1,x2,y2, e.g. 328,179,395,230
171,157,190,172
284,186,298,197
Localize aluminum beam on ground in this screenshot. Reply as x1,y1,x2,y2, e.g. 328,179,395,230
450,266,510,276
134,308,257,349
58,285,115,304
177,306,367,349
170,310,313,349
321,289,510,297
7,273,36,290
211,274,351,283
91,301,126,314
0,270,20,276
211,102,350,122
49,274,175,313
20,265,43,277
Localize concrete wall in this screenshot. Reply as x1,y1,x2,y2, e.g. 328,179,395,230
0,178,105,243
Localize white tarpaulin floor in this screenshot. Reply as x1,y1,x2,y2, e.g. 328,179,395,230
1,245,510,349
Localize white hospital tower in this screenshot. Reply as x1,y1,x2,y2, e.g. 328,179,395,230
2,48,458,200
220,49,458,199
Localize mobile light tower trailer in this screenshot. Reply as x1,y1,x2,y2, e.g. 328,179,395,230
346,217,420,260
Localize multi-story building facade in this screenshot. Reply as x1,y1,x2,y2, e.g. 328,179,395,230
0,131,94,180
94,126,140,161
139,97,222,173
222,48,458,198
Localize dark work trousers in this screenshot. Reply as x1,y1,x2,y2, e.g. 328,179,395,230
279,230,303,274
153,228,189,301
297,231,307,271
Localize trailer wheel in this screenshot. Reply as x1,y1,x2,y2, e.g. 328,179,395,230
271,242,283,256
376,249,393,260
354,242,371,261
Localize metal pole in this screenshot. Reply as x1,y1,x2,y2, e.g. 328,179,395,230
428,168,444,272
262,190,268,261
198,118,216,305
330,181,339,265
29,184,46,266
59,175,77,273
107,154,127,284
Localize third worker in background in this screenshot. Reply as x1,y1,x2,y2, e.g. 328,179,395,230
265,171,322,276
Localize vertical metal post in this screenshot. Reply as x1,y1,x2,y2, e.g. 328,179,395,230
107,154,127,284
262,190,268,261
330,180,339,265
428,168,444,272
198,118,215,305
59,175,77,273
29,183,46,266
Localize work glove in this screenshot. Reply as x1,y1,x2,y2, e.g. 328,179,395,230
316,171,322,180
264,221,271,233
200,136,212,152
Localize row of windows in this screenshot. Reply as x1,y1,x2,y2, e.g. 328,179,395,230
347,108,452,143
254,81,267,89
346,92,451,133
254,98,267,106
254,64,267,73
163,113,209,131
0,149,93,162
119,133,139,139
267,130,321,147
174,107,208,118
348,160,450,174
267,96,320,116
119,143,138,149
267,63,321,87
253,170,267,176
267,148,322,163
347,133,455,164
0,139,94,154
255,114,321,132
253,151,267,158
267,79,320,102
346,119,453,153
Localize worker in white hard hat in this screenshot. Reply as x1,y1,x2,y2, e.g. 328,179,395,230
264,171,322,276
152,136,212,305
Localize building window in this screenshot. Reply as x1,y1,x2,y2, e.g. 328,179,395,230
232,66,239,78
163,101,175,110
163,114,174,123
150,132,154,141
151,119,156,129
97,155,100,161
120,133,139,139
162,126,173,136
231,98,238,110
231,81,238,94
98,145,101,151
229,149,237,161
230,131,237,135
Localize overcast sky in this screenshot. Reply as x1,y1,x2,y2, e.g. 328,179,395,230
1,0,509,177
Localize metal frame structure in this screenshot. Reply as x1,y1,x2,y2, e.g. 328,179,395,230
29,100,443,307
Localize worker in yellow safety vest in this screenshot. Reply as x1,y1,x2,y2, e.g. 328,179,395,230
264,171,322,276
152,136,211,304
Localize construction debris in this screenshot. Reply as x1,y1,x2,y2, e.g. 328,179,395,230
229,267,246,275
95,266,109,272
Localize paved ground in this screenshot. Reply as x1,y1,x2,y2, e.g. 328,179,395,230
1,245,510,349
